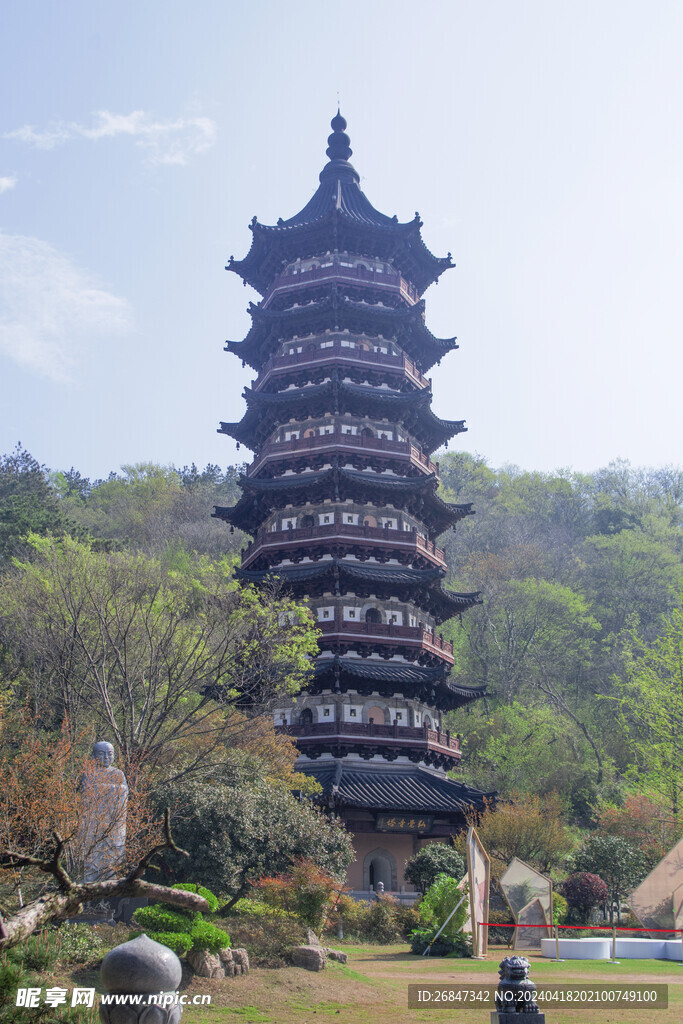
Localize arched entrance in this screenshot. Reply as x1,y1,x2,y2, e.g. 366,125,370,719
363,848,397,891
300,708,313,726
300,514,315,529
365,607,382,624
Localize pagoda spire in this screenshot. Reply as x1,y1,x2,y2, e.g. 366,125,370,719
320,109,359,184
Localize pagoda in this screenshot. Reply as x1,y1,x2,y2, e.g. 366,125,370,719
215,114,491,898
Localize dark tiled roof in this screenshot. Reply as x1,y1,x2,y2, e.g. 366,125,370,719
233,558,480,622
314,657,447,685
298,760,493,814
311,656,486,712
218,380,465,454
226,115,453,296
225,297,458,374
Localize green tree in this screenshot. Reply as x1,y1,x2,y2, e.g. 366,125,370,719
608,604,683,823
404,844,465,894
0,446,74,564
156,774,353,906
0,534,319,777
572,834,647,922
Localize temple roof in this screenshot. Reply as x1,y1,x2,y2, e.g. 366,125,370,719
225,295,458,373
218,379,465,454
232,557,481,622
213,467,474,537
226,114,453,296
297,760,493,815
312,655,486,712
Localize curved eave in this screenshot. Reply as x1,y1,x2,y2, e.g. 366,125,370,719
310,656,486,712
298,760,494,815
217,381,466,454
225,296,458,373
232,559,480,622
227,209,453,297
212,469,473,537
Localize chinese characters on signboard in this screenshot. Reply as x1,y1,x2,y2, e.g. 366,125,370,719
376,814,434,833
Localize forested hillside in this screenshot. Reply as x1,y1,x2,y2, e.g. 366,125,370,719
1,445,681,833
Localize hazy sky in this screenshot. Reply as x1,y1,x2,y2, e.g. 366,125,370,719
1,1,681,479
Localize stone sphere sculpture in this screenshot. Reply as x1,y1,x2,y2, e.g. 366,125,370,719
99,934,183,1024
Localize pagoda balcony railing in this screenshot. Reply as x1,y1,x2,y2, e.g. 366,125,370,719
278,720,460,756
241,521,446,569
247,429,439,477
317,617,454,664
262,262,419,307
255,343,429,389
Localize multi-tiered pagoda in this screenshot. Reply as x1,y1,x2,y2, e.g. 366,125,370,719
216,114,491,898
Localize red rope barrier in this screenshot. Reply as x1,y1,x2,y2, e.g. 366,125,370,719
480,922,682,934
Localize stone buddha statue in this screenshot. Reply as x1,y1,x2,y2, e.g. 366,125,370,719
80,741,128,883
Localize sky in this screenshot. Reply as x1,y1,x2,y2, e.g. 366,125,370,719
1,0,681,480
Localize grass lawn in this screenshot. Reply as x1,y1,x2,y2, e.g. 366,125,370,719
131,944,683,1024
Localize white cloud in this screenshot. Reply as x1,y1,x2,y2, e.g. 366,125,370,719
0,232,133,382
0,176,17,193
4,108,217,166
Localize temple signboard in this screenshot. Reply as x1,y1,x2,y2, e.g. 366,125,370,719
376,814,434,833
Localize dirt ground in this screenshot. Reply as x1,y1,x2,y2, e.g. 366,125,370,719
170,944,683,1024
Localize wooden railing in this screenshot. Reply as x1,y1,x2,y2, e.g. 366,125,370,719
247,428,439,477
254,344,428,389
317,617,454,663
262,262,419,306
280,720,461,754
241,521,446,568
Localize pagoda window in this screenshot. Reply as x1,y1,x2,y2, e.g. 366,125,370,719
287,345,303,355
341,339,356,348
282,517,296,530
409,614,417,627
317,607,334,620
319,425,334,435
374,345,388,354
365,608,382,625
318,513,333,525
284,430,300,441
344,513,359,525
379,430,393,440
380,517,397,530
341,425,357,435
320,340,334,349
424,715,432,729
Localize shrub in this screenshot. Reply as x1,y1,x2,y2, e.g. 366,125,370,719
405,845,465,894
366,894,403,943
229,897,297,918
418,874,469,940
132,904,230,954
560,873,608,920
172,883,219,913
219,913,305,968
252,858,345,931
410,929,471,958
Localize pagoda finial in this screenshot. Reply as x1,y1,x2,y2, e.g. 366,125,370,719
320,111,358,183
327,110,352,160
